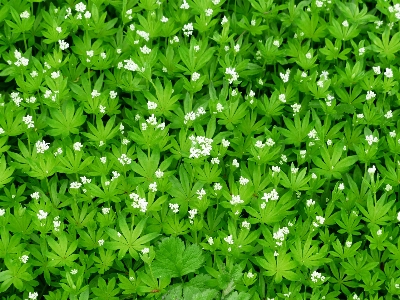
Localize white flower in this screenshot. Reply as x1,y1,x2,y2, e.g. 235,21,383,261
208,237,214,245
20,255,29,263
239,176,249,185
36,140,50,154
161,16,168,22
71,269,78,275
377,229,382,236
149,182,157,192
224,235,234,244
91,89,100,98
141,247,150,254
169,203,179,213
84,11,91,19
221,15,228,25
346,241,352,248
327,139,332,146
306,52,312,59
214,182,222,191
262,189,279,202
365,135,378,145
211,157,220,164
102,207,110,215
196,188,206,200
182,22,194,37
31,192,40,200
205,8,213,16
306,199,315,207
140,45,151,54
397,211,400,222
265,138,275,147
37,210,48,220
242,220,251,229
390,131,396,138
359,47,365,55
180,0,190,9
373,66,381,74
20,11,30,19
56,27,62,33
100,157,107,164
23,115,35,128
291,103,301,113
273,40,280,47
338,183,345,190
342,20,349,27
231,195,244,205
384,68,393,78
232,159,239,167
73,142,83,151
51,71,60,79
225,67,239,84
155,169,164,178
75,2,86,12
59,40,69,50
255,140,264,148
99,105,106,113
368,165,376,175
385,110,393,119
98,239,104,246
70,182,82,189
28,292,39,300
385,184,393,192
192,72,201,81
234,44,240,52
219,139,230,148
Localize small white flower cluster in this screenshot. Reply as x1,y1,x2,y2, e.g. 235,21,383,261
102,207,111,215
385,68,393,78
23,115,34,128
37,209,48,220
317,70,329,88
208,237,214,245
180,0,190,9
140,45,151,54
147,101,157,110
155,169,164,178
306,199,315,207
313,216,325,228
31,192,40,200
279,69,290,83
189,135,213,159
58,39,69,50
239,176,249,185
368,165,376,175
261,189,279,202
0,208,5,216
192,72,201,81
242,220,251,229
388,4,400,20
73,142,83,151
27,292,39,300
221,15,228,25
325,94,334,107
169,36,180,44
70,182,82,189
385,110,393,119
224,235,234,244
121,58,139,71
184,107,206,124
54,148,63,157
80,176,91,184
182,23,194,37
141,114,165,131
255,137,275,149
291,103,301,114
130,192,148,213
169,203,179,213
196,188,206,200
311,270,326,283
188,209,197,223
118,154,132,165
225,67,239,84
111,171,120,181
214,182,222,191
211,157,220,164
125,8,133,20
20,255,29,263
53,216,61,231
36,140,50,154
272,166,280,174
11,92,23,107
136,30,150,41
366,90,376,100
43,89,60,102
365,135,378,145
232,159,240,167
149,182,157,192
230,195,244,205
273,227,289,246
14,50,29,67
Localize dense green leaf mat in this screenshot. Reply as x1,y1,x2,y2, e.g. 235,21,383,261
0,0,400,299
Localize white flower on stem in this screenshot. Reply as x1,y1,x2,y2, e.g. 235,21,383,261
36,140,50,154
169,203,179,213
161,16,168,22
20,11,30,19
385,110,393,119
155,169,164,178
230,195,244,205
73,142,83,151
384,68,393,78
98,239,104,246
59,40,69,50
224,235,234,244
342,20,349,27
149,182,157,192
140,45,151,54
221,15,228,25
239,176,249,185
192,72,200,81
75,2,86,12
20,255,29,263
37,210,48,220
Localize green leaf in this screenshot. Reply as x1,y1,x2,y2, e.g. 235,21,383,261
152,236,204,278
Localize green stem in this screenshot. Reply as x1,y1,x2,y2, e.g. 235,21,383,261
23,31,27,52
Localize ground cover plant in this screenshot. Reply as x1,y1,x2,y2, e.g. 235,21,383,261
1,0,400,299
